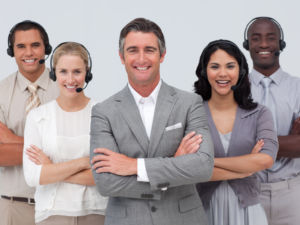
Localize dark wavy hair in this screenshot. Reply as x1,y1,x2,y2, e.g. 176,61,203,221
194,39,257,110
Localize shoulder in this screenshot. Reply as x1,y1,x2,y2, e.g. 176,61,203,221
240,104,271,120
92,88,124,114
164,82,203,103
0,72,17,89
27,100,56,122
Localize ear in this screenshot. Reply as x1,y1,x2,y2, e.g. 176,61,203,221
119,51,125,65
160,50,166,63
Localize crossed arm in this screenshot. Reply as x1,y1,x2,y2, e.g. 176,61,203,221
277,117,300,158
23,112,95,187
90,98,214,198
0,122,24,166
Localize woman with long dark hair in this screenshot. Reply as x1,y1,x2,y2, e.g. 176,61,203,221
195,40,278,225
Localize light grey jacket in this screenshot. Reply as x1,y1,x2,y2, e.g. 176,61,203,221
90,81,214,225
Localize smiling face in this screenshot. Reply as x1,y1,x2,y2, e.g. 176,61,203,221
206,49,239,98
119,31,165,95
13,29,46,82
55,54,86,98
247,19,281,76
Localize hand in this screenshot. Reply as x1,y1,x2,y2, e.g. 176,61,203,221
26,145,52,165
290,117,300,135
91,148,137,176
174,131,202,157
0,122,22,144
251,139,264,154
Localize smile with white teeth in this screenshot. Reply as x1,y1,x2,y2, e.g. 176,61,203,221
136,66,149,71
259,51,271,55
216,80,230,84
66,85,76,89
23,59,35,63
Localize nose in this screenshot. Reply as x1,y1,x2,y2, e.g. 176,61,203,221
24,46,33,56
219,66,228,77
137,51,146,64
66,73,75,83
259,37,268,49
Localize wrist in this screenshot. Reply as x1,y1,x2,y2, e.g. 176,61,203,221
130,158,137,175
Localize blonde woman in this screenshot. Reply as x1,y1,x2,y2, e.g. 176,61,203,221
23,42,107,225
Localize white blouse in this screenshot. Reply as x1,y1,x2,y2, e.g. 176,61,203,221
23,100,107,223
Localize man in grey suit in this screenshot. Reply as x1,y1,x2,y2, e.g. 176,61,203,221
90,18,214,225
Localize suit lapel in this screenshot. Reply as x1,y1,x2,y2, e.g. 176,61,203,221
149,82,178,157
116,86,149,154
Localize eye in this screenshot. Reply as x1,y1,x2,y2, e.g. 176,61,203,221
209,65,219,70
58,69,67,74
227,64,236,69
126,47,138,54
145,47,156,53
74,69,82,74
16,44,25,49
32,42,41,48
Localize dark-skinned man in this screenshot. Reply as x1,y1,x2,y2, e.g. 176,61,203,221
244,16,300,225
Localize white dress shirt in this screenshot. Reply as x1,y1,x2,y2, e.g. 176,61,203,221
128,80,162,182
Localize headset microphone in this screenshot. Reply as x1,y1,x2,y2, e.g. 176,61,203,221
274,51,280,57
39,54,50,64
76,82,89,93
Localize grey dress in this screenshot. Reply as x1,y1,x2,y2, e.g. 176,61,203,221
205,131,268,225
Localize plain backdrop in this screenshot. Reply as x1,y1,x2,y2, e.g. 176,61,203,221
0,0,299,102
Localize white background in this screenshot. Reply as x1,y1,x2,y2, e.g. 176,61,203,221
0,0,299,102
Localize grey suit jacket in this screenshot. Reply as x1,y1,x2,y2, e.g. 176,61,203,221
90,81,214,225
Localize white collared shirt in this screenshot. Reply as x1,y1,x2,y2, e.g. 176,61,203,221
128,80,162,182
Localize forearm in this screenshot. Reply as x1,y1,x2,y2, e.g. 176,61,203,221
214,153,273,173
210,167,251,181
278,135,300,158
64,169,95,186
0,143,23,166
93,171,162,200
40,157,89,185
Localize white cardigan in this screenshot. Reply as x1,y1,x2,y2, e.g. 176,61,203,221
23,100,107,222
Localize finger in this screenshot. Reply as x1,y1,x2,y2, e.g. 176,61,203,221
91,155,111,164
30,145,41,152
184,134,202,150
26,146,39,154
187,144,200,154
92,161,111,170
181,131,196,143
93,148,114,155
95,166,112,174
27,155,41,165
26,148,39,157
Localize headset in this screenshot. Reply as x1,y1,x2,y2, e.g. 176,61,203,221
243,16,286,51
49,42,93,92
197,39,247,91
7,20,52,57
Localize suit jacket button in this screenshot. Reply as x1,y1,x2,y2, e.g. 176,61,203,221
151,206,157,212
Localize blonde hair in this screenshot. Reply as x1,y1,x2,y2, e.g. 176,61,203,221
53,42,89,70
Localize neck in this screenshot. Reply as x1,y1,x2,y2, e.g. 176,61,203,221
129,77,160,97
21,65,46,83
208,92,237,111
254,64,280,77
56,94,90,112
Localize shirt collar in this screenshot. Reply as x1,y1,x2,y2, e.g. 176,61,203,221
128,80,162,105
17,68,50,92
251,67,283,86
